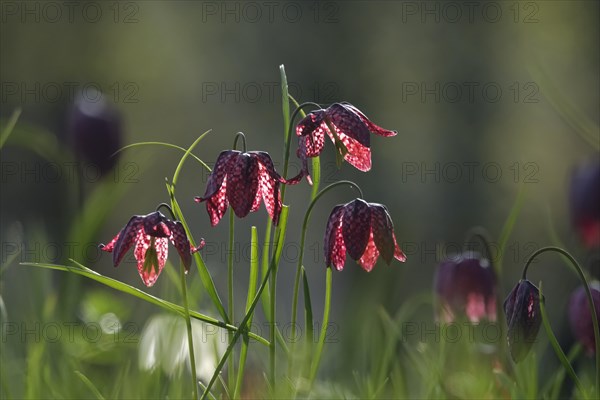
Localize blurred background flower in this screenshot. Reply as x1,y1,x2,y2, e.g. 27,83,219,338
568,282,600,355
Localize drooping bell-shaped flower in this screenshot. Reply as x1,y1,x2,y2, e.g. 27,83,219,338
195,150,302,226
100,211,204,287
569,159,600,248
568,282,600,355
296,103,397,183
68,89,122,176
503,280,543,362
323,198,406,272
434,252,497,323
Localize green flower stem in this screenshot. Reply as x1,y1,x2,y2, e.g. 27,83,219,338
114,141,210,170
180,262,199,400
201,207,289,400
538,282,586,397
233,226,259,399
227,210,236,392
288,180,364,377
522,246,600,392
308,267,333,387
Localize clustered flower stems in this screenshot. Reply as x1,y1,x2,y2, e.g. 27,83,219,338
18,64,407,398
516,246,600,394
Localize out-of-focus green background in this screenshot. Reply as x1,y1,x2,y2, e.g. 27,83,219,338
1,1,599,397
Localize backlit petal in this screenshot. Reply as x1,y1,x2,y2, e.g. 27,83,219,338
324,205,345,270
358,230,380,272
226,153,259,218
113,216,144,267
343,103,397,137
341,199,371,260
369,204,395,265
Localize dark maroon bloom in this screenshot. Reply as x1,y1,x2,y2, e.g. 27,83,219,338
323,198,406,271
195,150,302,226
568,283,600,355
296,103,397,183
68,90,122,176
503,280,542,362
434,252,497,323
570,159,600,248
100,211,204,287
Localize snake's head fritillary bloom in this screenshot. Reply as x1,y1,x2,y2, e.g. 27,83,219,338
503,280,542,362
570,159,600,248
68,89,122,176
195,150,302,226
323,198,406,272
434,252,497,323
296,103,397,184
568,282,600,355
100,211,204,287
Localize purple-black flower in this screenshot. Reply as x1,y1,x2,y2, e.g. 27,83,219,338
434,252,497,323
195,150,302,226
503,280,542,362
568,282,600,355
100,211,203,287
296,103,397,183
68,90,122,176
570,159,600,248
323,198,406,272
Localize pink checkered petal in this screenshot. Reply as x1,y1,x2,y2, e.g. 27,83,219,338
341,199,372,260
324,205,346,270
326,103,370,147
113,216,144,267
358,230,380,272
226,153,259,218
99,233,119,253
325,124,372,172
369,204,396,265
201,150,238,200
135,235,168,287
343,103,397,137
393,232,407,262
168,220,193,272
203,176,229,226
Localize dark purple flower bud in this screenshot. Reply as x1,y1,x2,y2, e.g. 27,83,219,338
296,103,397,184
568,282,600,355
68,90,122,176
503,280,542,362
434,252,497,323
100,211,203,287
569,159,600,248
323,198,406,271
195,150,302,226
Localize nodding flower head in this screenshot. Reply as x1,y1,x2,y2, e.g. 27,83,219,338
434,252,497,323
503,280,542,362
68,89,122,176
570,159,600,248
195,150,302,226
568,282,600,355
100,211,204,287
296,103,397,184
323,198,406,272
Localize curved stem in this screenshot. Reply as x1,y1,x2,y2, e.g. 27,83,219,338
521,246,600,391
280,101,323,201
113,141,211,172
180,262,199,400
288,181,363,375
233,132,247,152
308,267,333,388
156,203,176,220
463,227,496,273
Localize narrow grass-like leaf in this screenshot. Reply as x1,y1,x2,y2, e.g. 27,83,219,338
167,185,229,323
0,108,22,149
200,208,289,400
74,371,105,400
20,261,268,345
233,226,260,399
309,267,333,386
538,281,586,397
302,267,314,345
114,141,210,170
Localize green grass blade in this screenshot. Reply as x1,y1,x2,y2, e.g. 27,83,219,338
302,267,314,346
538,282,586,397
20,260,268,345
113,141,210,170
0,108,22,149
167,185,229,323
74,371,105,400
233,226,260,399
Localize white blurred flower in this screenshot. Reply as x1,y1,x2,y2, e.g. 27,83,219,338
138,314,226,383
